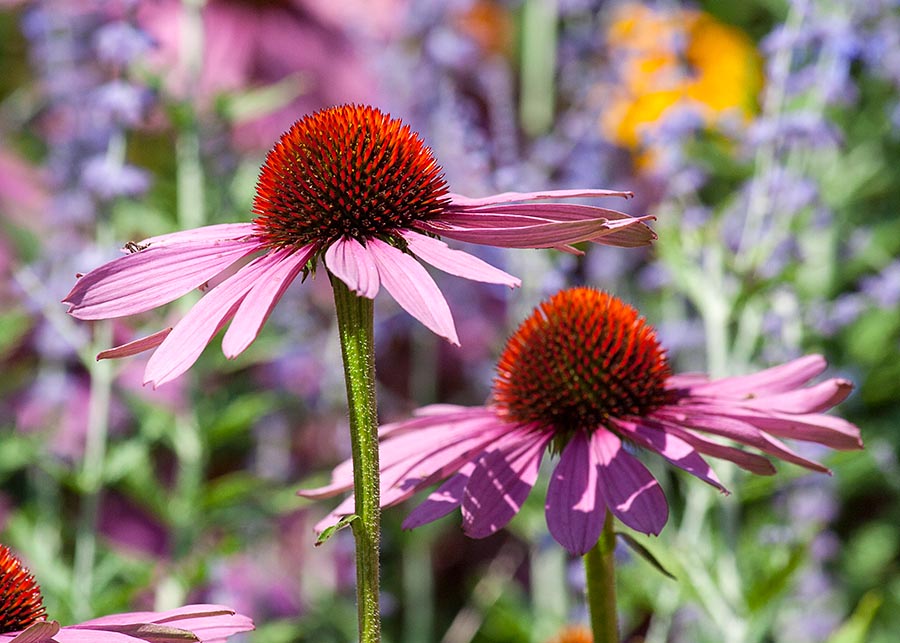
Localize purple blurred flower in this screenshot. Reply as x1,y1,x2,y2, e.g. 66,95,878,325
93,20,154,66
861,260,900,308
80,155,151,200
92,80,151,126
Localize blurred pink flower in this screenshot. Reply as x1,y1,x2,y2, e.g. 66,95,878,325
63,105,654,387
301,288,863,555
138,0,377,148
0,544,253,643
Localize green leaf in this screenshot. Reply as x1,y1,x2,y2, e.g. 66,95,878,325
315,514,359,547
617,532,676,580
827,591,883,643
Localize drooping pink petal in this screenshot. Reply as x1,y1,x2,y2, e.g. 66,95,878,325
591,430,668,535
653,421,777,475
403,465,474,529
64,239,263,320
324,237,380,299
674,355,827,396
69,605,253,643
97,328,172,360
143,255,275,386
400,230,520,288
611,418,726,492
366,238,459,345
545,431,606,555
461,430,551,538
653,409,831,473
447,188,633,208
222,245,315,358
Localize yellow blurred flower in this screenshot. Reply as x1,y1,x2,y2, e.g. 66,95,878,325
599,3,763,157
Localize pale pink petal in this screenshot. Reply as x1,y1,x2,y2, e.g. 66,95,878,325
403,465,473,529
545,431,605,555
324,237,380,299
222,245,315,358
447,189,633,208
461,431,551,538
611,418,726,492
366,238,459,345
418,216,654,249
140,223,257,246
380,405,498,437
469,203,639,221
591,430,667,535
64,239,263,319
144,255,274,386
400,230,520,287
67,605,253,643
734,379,853,414
677,355,827,396
706,408,863,450
97,328,172,360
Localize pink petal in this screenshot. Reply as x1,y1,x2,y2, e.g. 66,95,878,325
97,328,172,360
144,255,274,386
141,223,256,246
461,431,551,538
735,379,853,414
419,216,654,249
366,238,459,345
678,355,827,396
654,410,830,472
403,466,473,529
545,431,606,555
712,408,863,451
591,430,667,535
9,622,60,643
400,231,520,287
611,418,726,492
448,189,633,208
654,421,777,475
222,245,314,358
324,237,380,299
64,239,263,320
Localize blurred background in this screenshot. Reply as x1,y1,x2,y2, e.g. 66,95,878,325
1,0,898,641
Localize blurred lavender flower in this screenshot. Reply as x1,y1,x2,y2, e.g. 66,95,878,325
93,20,154,66
81,155,150,200
860,260,900,308
92,80,151,126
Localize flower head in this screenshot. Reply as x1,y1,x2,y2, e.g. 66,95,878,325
63,105,655,387
0,544,253,643
300,288,863,555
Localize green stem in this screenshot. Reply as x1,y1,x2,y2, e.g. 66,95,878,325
584,513,618,643
330,275,382,643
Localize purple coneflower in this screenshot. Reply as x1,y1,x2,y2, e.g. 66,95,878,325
63,105,654,387
300,287,863,555
0,544,253,643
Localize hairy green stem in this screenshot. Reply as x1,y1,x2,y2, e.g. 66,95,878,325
584,513,618,643
331,275,382,643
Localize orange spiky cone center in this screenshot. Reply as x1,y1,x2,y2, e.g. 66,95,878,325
251,104,450,248
0,545,47,633
492,288,671,434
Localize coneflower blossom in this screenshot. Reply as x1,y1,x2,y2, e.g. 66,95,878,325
300,288,863,555
63,105,654,387
0,544,253,643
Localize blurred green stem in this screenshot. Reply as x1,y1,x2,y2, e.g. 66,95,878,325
584,513,618,643
331,275,382,643
72,314,113,619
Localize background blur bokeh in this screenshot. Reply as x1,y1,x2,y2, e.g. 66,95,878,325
1,1,899,642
